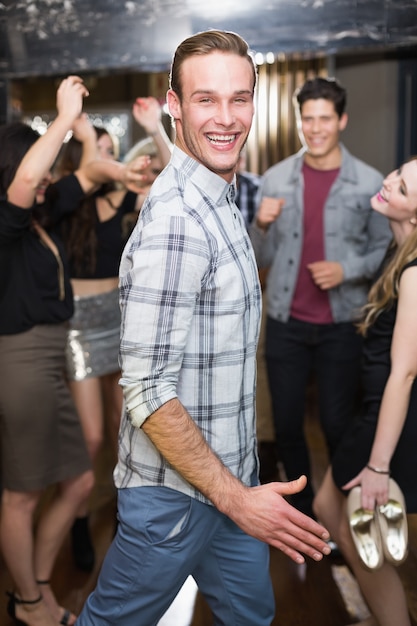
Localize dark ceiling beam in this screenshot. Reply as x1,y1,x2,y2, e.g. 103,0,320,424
2,0,417,79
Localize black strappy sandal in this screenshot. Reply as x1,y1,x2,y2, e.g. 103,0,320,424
6,591,42,625
36,580,75,626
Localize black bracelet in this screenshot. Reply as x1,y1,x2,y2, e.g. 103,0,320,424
366,463,390,475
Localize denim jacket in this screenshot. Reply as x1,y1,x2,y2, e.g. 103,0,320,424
249,144,392,323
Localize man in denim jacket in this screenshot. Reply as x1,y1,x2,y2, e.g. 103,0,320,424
249,77,391,519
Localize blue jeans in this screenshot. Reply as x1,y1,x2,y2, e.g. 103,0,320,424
265,316,363,517
76,486,274,625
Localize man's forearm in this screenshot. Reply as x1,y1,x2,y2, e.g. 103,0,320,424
141,397,246,513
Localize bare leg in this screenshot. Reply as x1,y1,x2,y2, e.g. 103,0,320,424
69,377,104,462
0,489,59,626
34,470,94,624
69,377,103,519
69,376,107,573
314,469,411,626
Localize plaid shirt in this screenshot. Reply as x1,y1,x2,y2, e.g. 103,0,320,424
115,147,262,504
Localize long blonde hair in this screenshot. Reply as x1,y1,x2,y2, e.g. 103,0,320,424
359,211,417,336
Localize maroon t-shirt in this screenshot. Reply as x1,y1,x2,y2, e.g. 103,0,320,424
290,162,340,324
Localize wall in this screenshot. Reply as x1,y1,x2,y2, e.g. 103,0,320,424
336,57,398,175
12,55,400,173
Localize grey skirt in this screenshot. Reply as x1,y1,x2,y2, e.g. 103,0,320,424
0,324,91,491
66,288,121,381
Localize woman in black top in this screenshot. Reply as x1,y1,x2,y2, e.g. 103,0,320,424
314,158,417,626
53,101,171,572
0,77,148,626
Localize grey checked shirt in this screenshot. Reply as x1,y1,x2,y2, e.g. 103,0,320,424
115,147,262,504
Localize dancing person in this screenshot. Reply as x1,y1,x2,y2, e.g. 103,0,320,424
55,112,154,572
76,29,330,626
314,158,417,626
121,96,173,220
96,127,119,161
249,76,392,518
0,76,149,626
0,76,93,626
131,96,173,174
53,118,117,183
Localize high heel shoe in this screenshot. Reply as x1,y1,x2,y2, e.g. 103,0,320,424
6,591,42,625
347,486,384,570
36,580,76,625
377,478,408,566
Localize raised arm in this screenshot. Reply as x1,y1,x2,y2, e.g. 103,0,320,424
132,97,173,169
8,76,89,208
74,155,151,196
71,113,99,169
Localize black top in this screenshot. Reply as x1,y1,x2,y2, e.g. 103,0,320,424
0,175,84,335
235,170,261,228
332,257,417,512
65,190,137,279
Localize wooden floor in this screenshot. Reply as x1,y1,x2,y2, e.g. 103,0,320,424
1,393,417,625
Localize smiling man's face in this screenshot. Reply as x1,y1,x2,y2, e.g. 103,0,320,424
299,98,347,169
167,51,255,182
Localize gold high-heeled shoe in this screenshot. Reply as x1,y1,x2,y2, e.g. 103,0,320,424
347,486,384,570
377,478,408,566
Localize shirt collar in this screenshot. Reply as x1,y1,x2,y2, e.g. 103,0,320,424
171,146,235,206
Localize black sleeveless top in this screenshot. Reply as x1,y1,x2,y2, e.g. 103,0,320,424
332,257,417,512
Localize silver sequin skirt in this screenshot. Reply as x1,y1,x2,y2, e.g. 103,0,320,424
66,288,121,381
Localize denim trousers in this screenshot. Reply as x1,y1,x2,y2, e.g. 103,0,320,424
76,486,274,625
265,315,363,517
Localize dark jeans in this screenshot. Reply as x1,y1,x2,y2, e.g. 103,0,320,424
265,315,363,517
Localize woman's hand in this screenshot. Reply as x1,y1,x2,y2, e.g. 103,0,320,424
132,97,163,135
56,76,89,125
121,155,152,193
343,466,390,510
7,76,89,208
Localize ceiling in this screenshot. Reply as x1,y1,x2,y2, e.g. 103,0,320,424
2,0,417,78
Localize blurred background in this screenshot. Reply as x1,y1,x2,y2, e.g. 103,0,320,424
1,0,417,177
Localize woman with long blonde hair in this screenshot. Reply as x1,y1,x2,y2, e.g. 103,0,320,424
314,157,417,626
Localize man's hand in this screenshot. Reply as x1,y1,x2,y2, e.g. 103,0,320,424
140,400,330,565
255,196,285,231
224,476,331,564
307,260,344,290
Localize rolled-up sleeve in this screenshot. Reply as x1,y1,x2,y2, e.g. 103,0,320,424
119,212,209,428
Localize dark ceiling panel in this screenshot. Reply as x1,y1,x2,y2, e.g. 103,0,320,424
1,0,417,78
